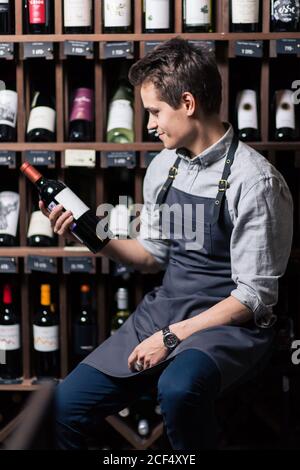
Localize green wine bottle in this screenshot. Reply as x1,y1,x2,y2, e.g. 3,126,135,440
106,77,134,144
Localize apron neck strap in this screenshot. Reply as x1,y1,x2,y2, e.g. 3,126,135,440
155,156,181,206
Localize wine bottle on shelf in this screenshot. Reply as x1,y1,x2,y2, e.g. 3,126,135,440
73,284,97,363
143,0,173,33
68,88,94,142
270,0,300,32
110,288,130,335
236,89,260,141
0,191,19,247
107,74,134,143
0,284,22,381
230,0,261,32
20,162,112,254
274,89,297,141
183,0,214,33
27,209,54,247
0,0,13,34
33,284,59,379
0,85,18,142
24,0,53,34
103,0,132,33
26,90,56,142
63,0,93,34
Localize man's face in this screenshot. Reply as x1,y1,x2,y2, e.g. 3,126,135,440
141,81,196,150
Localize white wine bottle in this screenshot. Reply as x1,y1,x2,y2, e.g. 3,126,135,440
26,90,56,142
27,209,54,247
230,0,261,32
274,89,297,141
103,0,132,33
143,0,173,33
236,89,260,141
110,288,130,335
106,77,134,144
63,0,93,34
183,0,214,33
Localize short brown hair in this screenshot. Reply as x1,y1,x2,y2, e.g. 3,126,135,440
129,37,222,116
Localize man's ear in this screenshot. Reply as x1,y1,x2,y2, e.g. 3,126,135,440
182,92,196,116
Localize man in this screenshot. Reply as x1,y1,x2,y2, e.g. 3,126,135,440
40,38,293,449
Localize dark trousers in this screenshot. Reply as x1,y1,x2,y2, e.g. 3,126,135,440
55,349,221,450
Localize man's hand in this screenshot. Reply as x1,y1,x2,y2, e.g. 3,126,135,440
128,331,169,371
39,200,76,242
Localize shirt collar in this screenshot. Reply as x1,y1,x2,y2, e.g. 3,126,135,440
176,122,234,168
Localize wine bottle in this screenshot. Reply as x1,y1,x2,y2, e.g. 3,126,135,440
143,0,173,33
230,0,260,32
0,191,19,247
0,0,12,34
110,288,130,335
63,0,93,34
0,284,22,381
26,91,56,142
274,89,297,141
20,162,112,254
68,88,94,142
0,86,18,142
73,284,97,363
107,76,134,143
103,0,132,33
33,284,59,379
27,209,54,247
183,0,214,33
236,89,260,141
24,0,53,34
109,198,133,239
271,0,300,31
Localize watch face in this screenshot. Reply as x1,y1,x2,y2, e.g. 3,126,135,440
164,333,178,349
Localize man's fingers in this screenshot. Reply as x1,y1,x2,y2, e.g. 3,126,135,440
38,200,49,218
57,215,74,235
54,211,72,233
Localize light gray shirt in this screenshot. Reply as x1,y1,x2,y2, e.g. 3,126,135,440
137,123,293,328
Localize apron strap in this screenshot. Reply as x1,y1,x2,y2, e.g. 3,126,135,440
155,156,181,205
212,134,239,224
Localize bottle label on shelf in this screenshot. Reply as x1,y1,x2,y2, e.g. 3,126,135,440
107,99,133,132
237,90,258,130
28,0,46,25
0,90,18,128
64,0,92,27
27,211,54,238
70,88,93,122
232,0,259,24
27,106,56,134
0,325,20,351
54,187,89,220
272,0,300,23
145,0,170,29
33,325,59,352
0,191,20,237
104,0,131,27
184,0,211,26
276,90,296,129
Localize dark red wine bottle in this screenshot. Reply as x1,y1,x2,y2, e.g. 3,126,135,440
0,284,22,381
68,88,94,142
20,162,112,254
73,284,97,363
24,0,53,34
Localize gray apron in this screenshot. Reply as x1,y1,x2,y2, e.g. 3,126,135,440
83,135,274,392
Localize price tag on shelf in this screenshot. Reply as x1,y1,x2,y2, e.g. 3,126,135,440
63,257,95,274
23,42,54,60
0,258,17,273
0,43,14,60
235,41,263,58
188,40,216,54
144,41,164,55
27,256,57,274
25,150,56,167
64,149,96,168
276,39,300,56
143,151,159,168
101,41,134,59
0,151,16,168
64,41,94,58
101,151,136,169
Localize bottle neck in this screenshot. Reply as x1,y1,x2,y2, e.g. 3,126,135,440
41,285,51,306
3,285,12,305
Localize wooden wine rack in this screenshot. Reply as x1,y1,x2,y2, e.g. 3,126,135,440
0,0,300,449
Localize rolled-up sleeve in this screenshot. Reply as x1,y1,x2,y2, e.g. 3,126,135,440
230,175,293,327
137,164,170,269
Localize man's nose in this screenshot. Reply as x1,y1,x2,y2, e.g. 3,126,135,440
147,115,157,130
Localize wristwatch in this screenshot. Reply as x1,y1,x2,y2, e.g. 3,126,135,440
162,326,180,351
